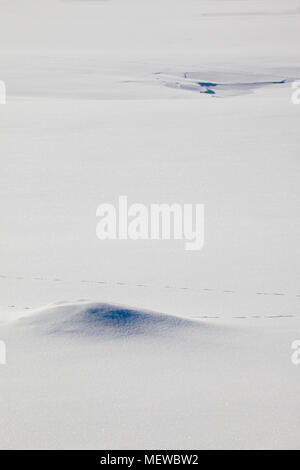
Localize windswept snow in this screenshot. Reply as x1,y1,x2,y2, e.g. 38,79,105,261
0,300,299,449
0,0,300,451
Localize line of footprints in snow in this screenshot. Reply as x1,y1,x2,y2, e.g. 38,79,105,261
0,274,299,319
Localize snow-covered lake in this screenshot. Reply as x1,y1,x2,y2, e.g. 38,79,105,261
0,0,299,449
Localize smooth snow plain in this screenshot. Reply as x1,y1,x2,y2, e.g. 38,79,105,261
0,0,300,450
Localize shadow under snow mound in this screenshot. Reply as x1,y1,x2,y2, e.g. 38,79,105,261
17,301,200,339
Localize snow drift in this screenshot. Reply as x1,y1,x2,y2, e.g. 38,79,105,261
17,301,200,338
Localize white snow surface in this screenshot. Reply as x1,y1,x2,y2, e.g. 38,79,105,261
0,0,300,450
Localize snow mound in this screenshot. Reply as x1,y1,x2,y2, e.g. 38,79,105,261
17,301,199,338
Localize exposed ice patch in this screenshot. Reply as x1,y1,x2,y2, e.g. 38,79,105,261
155,71,290,97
